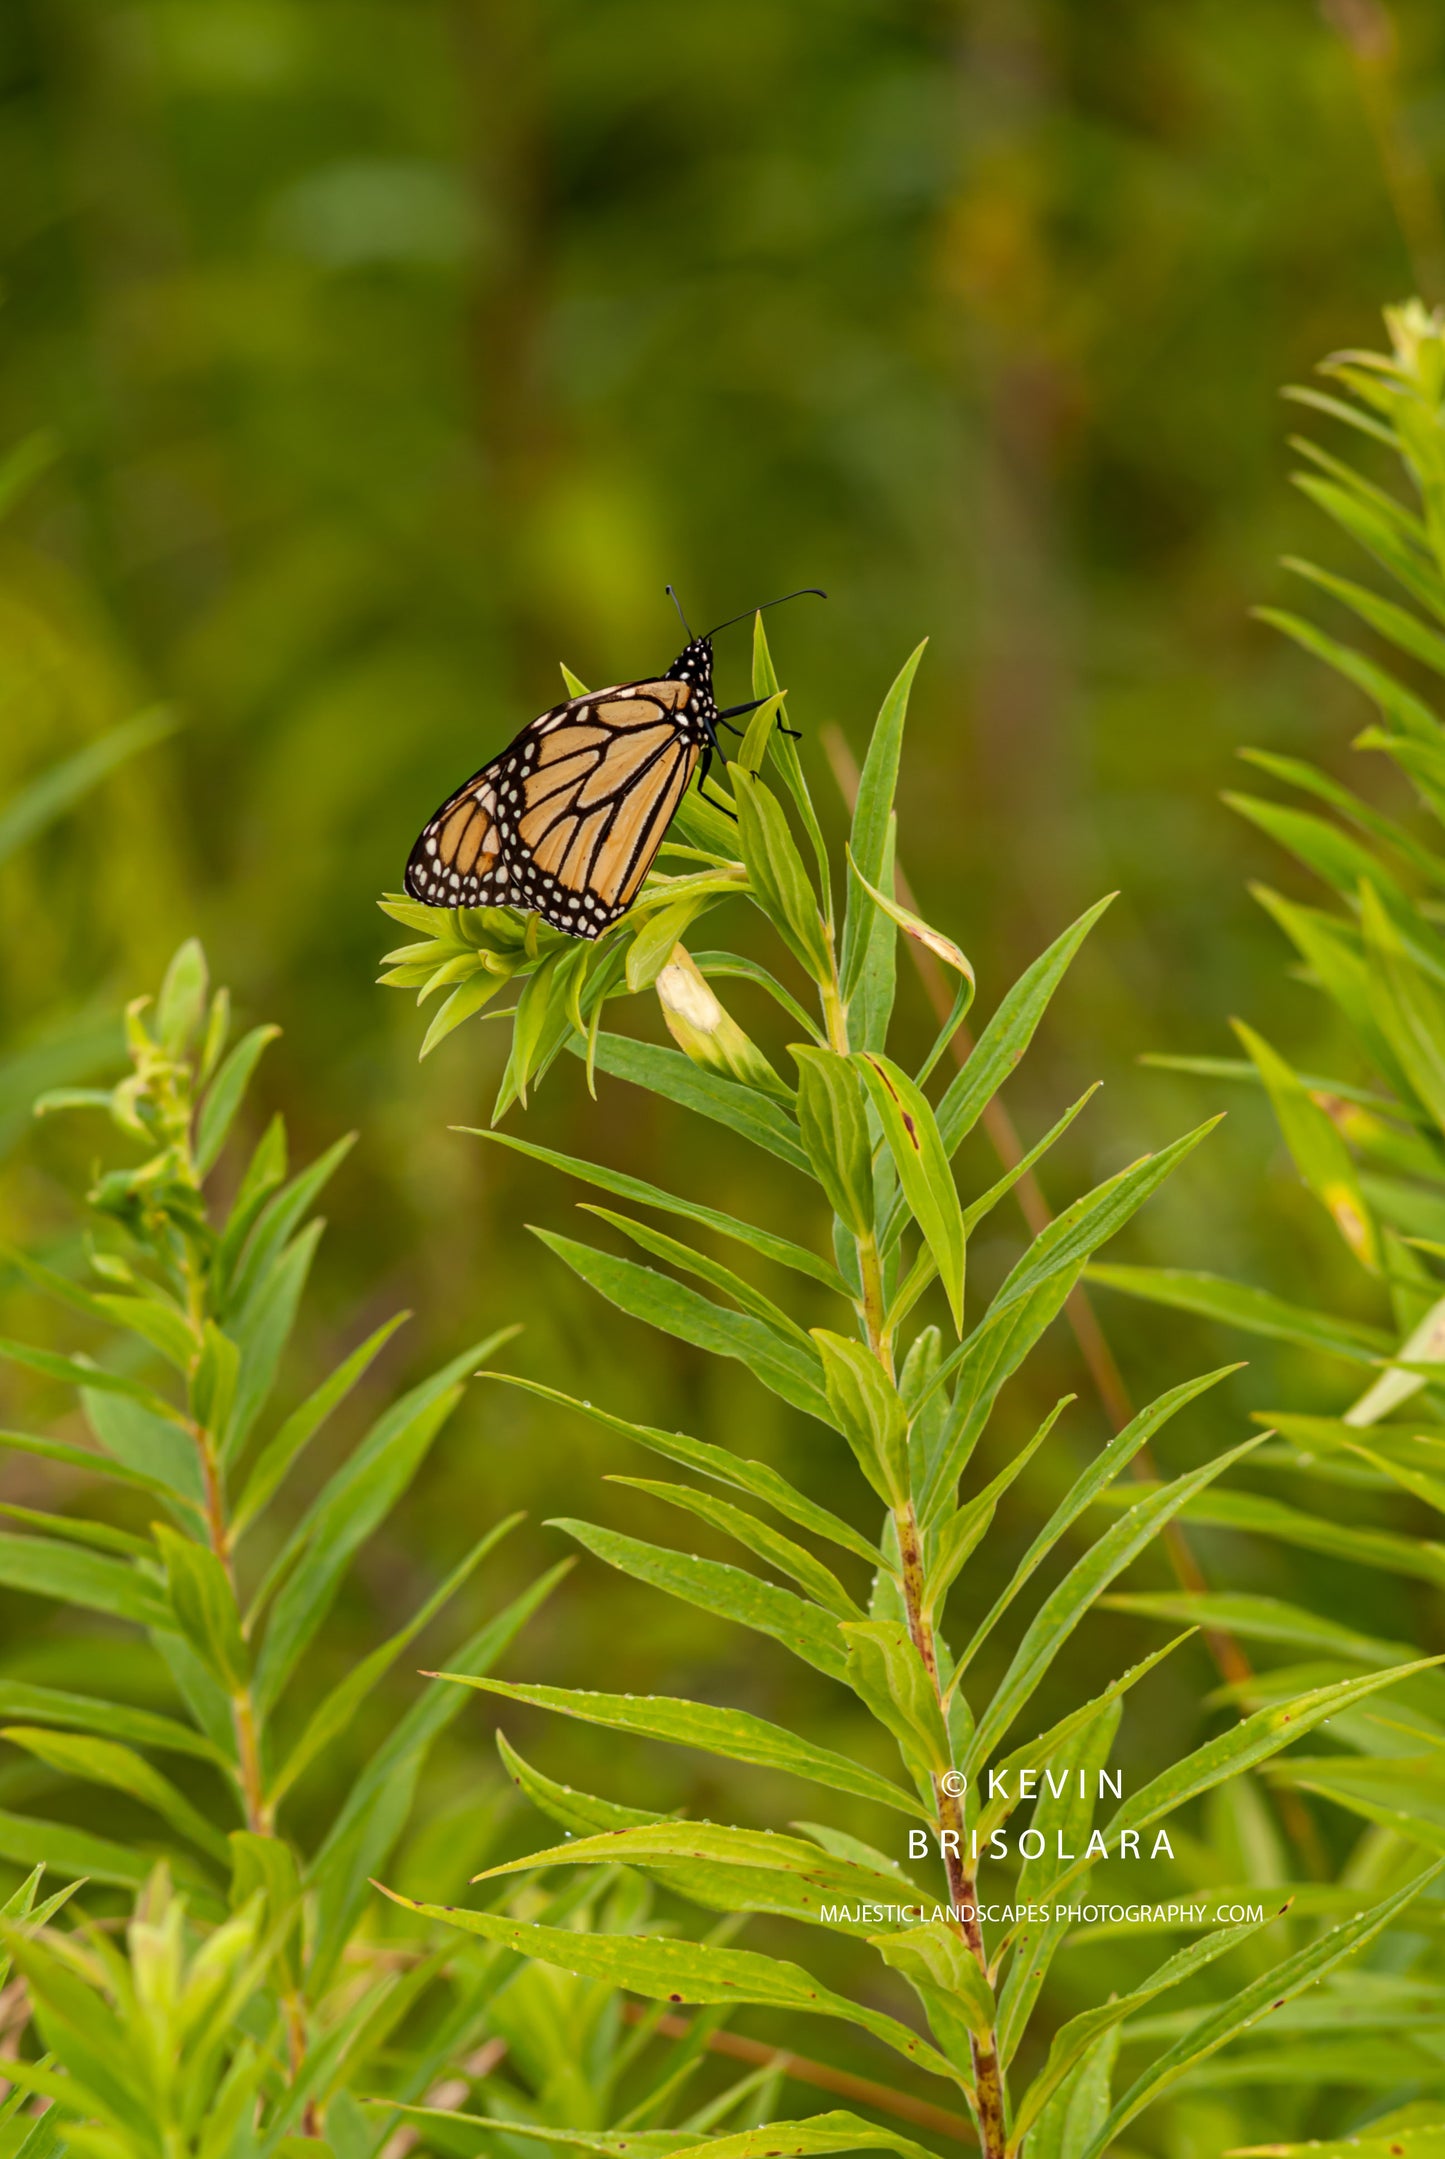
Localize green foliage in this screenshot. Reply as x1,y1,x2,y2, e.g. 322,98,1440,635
0,939,920,2158
1097,302,1445,2142
382,631,1435,2157
0,940,570,2146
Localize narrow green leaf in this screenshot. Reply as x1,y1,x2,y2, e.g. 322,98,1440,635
581,1205,817,1351
374,2106,943,2159
1081,1861,1445,2155
553,1517,849,1679
1108,1658,1445,1848
961,1087,1101,1239
0,1531,170,1629
609,1479,861,1619
1,1726,231,1861
1258,605,1443,739
811,1330,909,1506
534,1228,828,1419
1361,880,1445,1133
468,1127,842,1292
791,1048,874,1237
873,1923,994,2038
1234,1019,1379,1267
580,1033,811,1173
848,816,899,1054
222,1132,356,1317
1100,1590,1409,1668
308,1561,569,1887
1228,790,1414,917
732,769,833,984
1235,2135,1445,2159
253,1332,510,1709
691,949,827,1041
446,1673,925,1817
475,1819,916,1915
1285,553,1445,678
0,1681,221,1762
0,1338,178,1417
273,1514,519,1800
752,610,834,920
1087,1264,1391,1363
1240,746,1445,889
839,643,927,1000
0,1810,149,1889
853,1053,965,1328
1174,1481,1445,1585
196,1026,281,1176
936,896,1115,1156
918,1275,1083,1520
995,1120,1220,1320
840,1617,949,1773
496,1730,666,1836
924,1398,1068,1618
845,849,973,988
1011,1910,1282,2148
155,1524,248,1691
377,1889,961,2086
90,1289,194,1371
83,1389,205,1508
422,968,512,1058
492,1377,881,1566
976,1634,1192,1848
671,2113,945,2159
0,1503,148,1559
225,1220,324,1457
968,1434,1261,1762
232,1310,410,1537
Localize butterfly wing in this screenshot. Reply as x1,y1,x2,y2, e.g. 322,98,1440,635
405,679,700,937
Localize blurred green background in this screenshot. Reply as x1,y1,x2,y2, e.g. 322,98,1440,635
3,0,1445,2127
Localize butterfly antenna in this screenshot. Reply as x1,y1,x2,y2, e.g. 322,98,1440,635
700,588,827,641
665,585,694,639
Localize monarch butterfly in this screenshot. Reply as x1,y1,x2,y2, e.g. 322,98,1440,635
404,588,824,939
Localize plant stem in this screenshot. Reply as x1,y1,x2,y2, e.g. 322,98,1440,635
895,1494,1005,2156
181,1191,315,2123
830,902,1003,2151
846,1213,1002,2146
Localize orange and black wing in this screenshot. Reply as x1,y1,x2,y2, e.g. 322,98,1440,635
405,679,698,938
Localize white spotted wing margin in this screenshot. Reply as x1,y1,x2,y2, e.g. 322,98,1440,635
405,678,704,938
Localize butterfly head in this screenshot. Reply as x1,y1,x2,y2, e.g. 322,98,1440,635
665,636,717,718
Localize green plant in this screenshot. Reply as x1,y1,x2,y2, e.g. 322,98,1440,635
380,628,1442,2157
1091,302,1445,2145
0,938,569,2147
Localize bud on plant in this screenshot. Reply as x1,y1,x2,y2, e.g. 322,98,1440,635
655,947,789,1098
156,938,210,1058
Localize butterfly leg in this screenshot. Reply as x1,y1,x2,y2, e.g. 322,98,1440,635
717,703,807,747
695,741,738,820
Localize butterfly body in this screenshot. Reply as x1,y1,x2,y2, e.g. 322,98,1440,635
405,638,729,938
